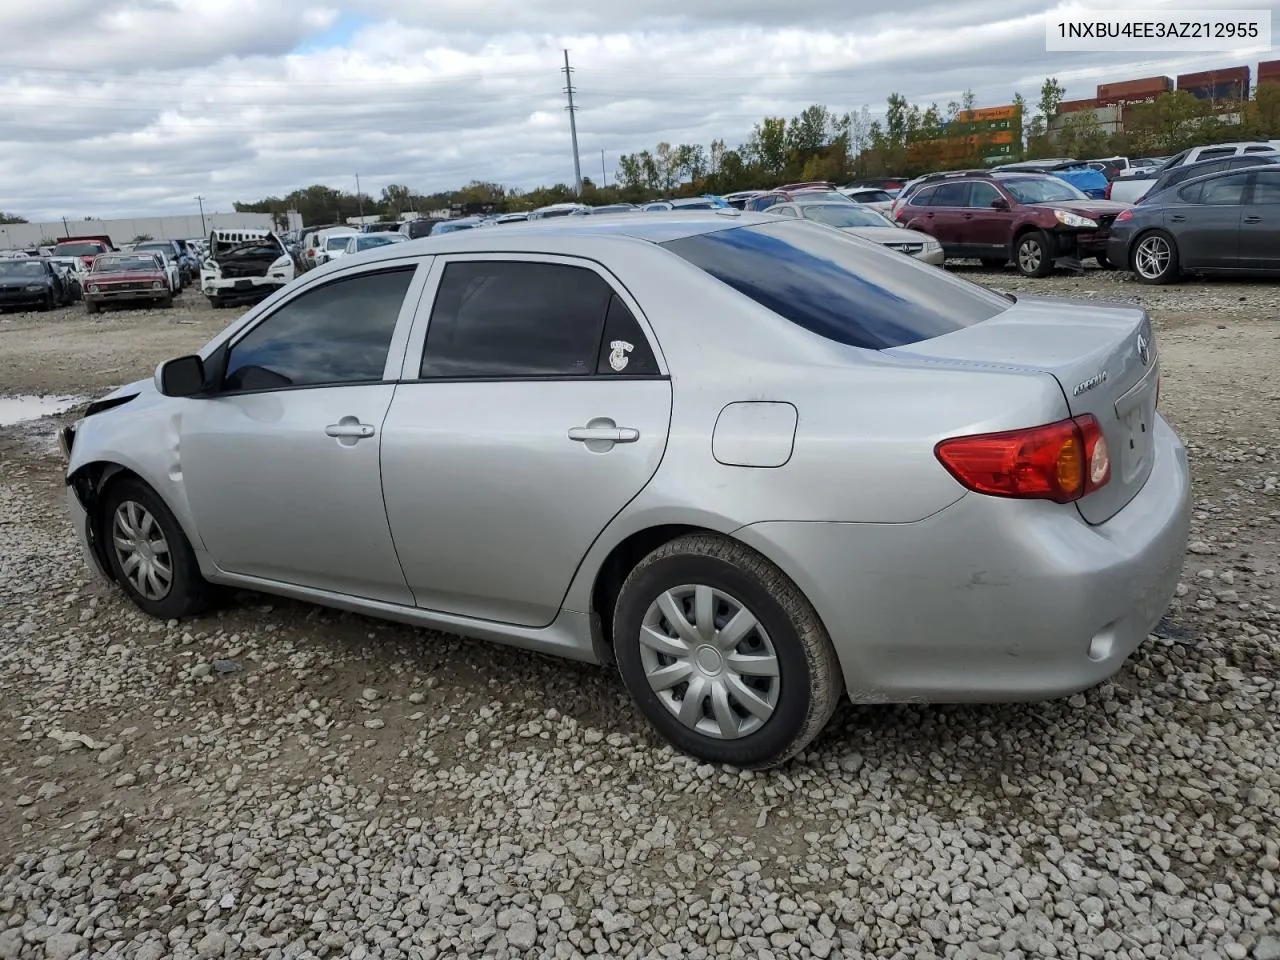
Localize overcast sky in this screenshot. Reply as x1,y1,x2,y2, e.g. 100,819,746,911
0,0,1272,221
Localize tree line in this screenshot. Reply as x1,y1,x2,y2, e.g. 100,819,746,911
198,78,1280,223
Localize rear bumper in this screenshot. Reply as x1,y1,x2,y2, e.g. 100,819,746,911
1106,235,1132,268
734,414,1191,703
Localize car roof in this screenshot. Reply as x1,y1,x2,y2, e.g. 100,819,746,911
329,210,761,262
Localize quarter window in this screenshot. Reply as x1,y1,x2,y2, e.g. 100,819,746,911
222,267,414,392
419,260,654,379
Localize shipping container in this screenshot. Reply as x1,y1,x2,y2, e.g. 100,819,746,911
957,105,1018,122
1177,66,1249,99
1058,97,1100,114
1257,59,1280,85
1096,76,1172,102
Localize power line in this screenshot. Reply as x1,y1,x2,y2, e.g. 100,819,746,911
562,50,583,197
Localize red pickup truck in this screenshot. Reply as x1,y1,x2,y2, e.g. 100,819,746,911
52,235,115,269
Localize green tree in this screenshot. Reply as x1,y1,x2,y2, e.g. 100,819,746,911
0,212,26,224
1038,77,1065,120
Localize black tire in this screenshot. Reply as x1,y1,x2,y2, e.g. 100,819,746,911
612,533,843,769
1093,252,1114,269
159,295,173,308
85,300,99,315
1014,230,1055,277
979,257,1007,269
38,292,53,312
98,476,215,620
1130,229,1180,285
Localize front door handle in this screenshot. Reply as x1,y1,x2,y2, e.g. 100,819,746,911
325,416,375,446
1244,216,1261,224
1170,215,1185,222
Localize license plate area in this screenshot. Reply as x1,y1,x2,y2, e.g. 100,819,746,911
1115,364,1158,483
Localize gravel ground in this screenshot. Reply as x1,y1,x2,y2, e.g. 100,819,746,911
1,268,1278,960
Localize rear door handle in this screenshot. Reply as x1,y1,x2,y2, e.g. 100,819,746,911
1170,215,1185,222
1244,216,1261,224
962,213,973,219
325,417,375,445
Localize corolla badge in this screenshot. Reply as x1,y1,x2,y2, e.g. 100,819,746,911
1136,333,1150,366
1072,370,1108,397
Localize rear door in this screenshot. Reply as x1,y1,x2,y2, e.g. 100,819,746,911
922,182,970,253
1240,169,1280,269
379,255,673,627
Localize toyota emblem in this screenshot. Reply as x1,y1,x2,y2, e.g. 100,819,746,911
1136,333,1150,366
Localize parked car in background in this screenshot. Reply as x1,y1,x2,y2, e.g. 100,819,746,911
83,252,171,312
138,249,182,294
721,190,767,209
339,233,409,258
59,211,1189,769
587,204,637,215
133,240,195,285
299,224,348,271
895,172,1129,275
767,200,944,264
838,187,896,215
201,229,295,308
528,203,590,219
52,236,114,269
890,171,989,218
0,257,73,311
431,216,488,234
1108,164,1280,284
992,160,1109,199
641,197,730,212
746,189,855,212
314,229,360,266
1107,142,1279,203
47,256,89,301
1132,153,1280,205
490,212,531,224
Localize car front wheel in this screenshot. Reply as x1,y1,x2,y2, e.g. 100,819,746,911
1015,231,1055,277
99,476,215,619
1131,230,1180,284
612,534,843,769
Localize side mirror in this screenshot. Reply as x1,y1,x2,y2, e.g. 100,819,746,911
155,355,206,397
991,197,1009,210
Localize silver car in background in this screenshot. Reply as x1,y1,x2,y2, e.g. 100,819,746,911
765,200,944,265
60,212,1189,768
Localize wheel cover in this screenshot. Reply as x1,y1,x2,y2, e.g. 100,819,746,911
111,501,173,601
1134,235,1170,279
639,584,781,740
1018,238,1042,272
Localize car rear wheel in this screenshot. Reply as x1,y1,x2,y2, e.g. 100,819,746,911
1132,230,1180,284
612,534,842,769
99,477,215,620
1015,231,1055,278
85,300,99,315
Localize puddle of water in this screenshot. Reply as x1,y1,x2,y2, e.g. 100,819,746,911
0,395,84,428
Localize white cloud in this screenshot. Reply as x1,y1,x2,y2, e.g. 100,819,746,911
0,0,1267,221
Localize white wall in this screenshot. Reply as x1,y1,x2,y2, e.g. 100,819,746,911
0,211,303,251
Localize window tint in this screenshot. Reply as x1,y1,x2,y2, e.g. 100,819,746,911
1244,145,1275,153
222,268,414,392
596,296,659,375
1201,173,1249,205
1196,148,1234,160
1251,171,1280,203
420,261,613,378
931,183,969,207
968,182,1001,208
909,186,937,206
1177,182,1204,204
661,219,1009,351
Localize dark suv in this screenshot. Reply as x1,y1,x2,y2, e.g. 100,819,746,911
893,172,1130,276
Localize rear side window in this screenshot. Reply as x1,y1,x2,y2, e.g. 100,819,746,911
420,260,656,378
662,220,1009,350
1251,171,1280,203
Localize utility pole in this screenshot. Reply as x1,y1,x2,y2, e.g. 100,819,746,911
194,195,207,235
600,149,607,187
355,173,364,221
61,217,70,238
562,49,583,196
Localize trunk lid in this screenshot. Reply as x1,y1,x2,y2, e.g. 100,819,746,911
885,295,1158,525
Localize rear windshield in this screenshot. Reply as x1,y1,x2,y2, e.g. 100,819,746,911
54,242,106,257
660,220,1008,350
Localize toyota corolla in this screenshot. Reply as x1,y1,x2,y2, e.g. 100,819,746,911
60,211,1190,768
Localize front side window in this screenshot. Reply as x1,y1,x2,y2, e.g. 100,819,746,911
222,267,415,392
967,182,1001,208
420,260,635,379
662,219,1009,351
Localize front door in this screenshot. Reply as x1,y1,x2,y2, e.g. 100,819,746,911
380,256,673,628
180,263,422,604
963,181,1012,259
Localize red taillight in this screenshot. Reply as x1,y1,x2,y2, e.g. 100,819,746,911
935,415,1110,503
307,248,315,256
1104,182,1113,200
1115,208,1132,222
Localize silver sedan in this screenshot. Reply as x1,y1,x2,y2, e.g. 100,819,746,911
61,211,1190,768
